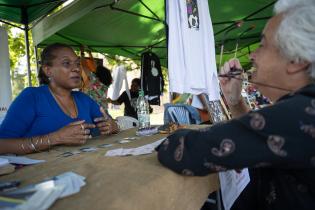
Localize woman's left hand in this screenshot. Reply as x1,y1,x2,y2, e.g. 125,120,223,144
94,107,119,135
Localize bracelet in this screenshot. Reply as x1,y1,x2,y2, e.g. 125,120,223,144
21,142,27,153
28,138,37,152
46,134,51,152
30,137,41,152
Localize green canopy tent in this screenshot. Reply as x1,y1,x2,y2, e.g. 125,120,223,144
0,0,67,86
32,0,275,69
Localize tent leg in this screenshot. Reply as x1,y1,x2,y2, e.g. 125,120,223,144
34,45,39,73
24,25,32,87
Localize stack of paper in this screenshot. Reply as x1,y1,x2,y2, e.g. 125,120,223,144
1,172,86,210
0,157,15,175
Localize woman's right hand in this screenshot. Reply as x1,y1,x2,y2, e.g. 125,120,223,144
219,59,244,106
50,120,95,146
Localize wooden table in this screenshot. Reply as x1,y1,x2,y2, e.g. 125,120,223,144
0,128,219,210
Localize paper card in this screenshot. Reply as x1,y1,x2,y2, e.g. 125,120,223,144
59,151,81,157
123,137,138,140
219,169,250,210
0,156,45,165
97,144,113,148
79,147,97,152
117,140,130,144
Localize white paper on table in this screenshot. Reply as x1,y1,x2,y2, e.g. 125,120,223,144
105,148,124,157
105,138,165,157
0,155,45,165
0,157,9,166
219,169,250,210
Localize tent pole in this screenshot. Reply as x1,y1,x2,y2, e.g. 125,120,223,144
0,19,23,30
110,4,162,22
21,6,32,87
34,45,39,74
138,0,161,21
24,24,32,87
215,1,275,36
163,0,171,103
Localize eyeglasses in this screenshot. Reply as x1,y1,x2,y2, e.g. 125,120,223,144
60,59,81,69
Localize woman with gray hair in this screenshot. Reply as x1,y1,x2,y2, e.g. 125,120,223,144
157,0,315,209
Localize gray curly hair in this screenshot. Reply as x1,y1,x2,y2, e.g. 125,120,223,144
274,0,315,79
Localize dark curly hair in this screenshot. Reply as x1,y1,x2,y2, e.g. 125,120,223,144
38,43,73,85
95,65,113,87
131,78,141,86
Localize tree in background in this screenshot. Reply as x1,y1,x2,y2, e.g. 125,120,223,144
2,24,38,99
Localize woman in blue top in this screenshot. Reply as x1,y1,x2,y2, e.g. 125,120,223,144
0,43,118,154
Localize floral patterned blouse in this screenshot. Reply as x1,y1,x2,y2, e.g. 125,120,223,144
157,84,315,210
83,72,109,110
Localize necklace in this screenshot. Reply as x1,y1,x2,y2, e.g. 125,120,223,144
49,87,78,119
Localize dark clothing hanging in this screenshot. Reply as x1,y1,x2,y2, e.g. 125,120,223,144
117,91,138,119
140,51,164,105
157,84,315,210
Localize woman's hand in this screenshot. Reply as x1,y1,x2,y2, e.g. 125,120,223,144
219,59,244,106
50,120,95,146
94,107,119,135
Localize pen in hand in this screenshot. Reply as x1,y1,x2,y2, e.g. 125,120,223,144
218,68,243,78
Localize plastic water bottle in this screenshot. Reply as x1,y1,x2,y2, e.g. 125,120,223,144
137,90,150,129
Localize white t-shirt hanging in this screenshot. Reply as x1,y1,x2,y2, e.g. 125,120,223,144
108,65,130,100
167,0,220,100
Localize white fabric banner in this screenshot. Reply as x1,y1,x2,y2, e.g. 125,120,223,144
0,27,12,124
167,0,220,100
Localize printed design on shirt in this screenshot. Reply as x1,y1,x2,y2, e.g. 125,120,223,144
150,60,159,77
186,0,199,30
162,138,170,151
174,136,185,161
267,135,287,157
310,156,315,166
211,139,235,157
85,72,109,110
300,122,315,138
265,182,277,204
182,169,194,176
204,160,227,171
249,112,266,130
305,99,315,115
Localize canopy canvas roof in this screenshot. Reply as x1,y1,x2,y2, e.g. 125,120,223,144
33,0,275,68
0,0,66,25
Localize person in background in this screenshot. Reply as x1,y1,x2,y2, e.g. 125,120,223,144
109,78,141,119
157,0,315,209
0,43,118,155
80,46,118,133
